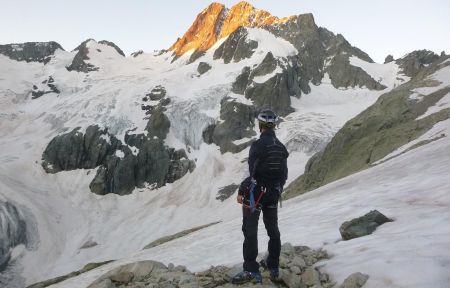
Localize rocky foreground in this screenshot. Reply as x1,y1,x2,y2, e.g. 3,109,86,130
86,243,368,288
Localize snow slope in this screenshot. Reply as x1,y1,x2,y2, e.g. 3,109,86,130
51,118,450,288
0,33,429,287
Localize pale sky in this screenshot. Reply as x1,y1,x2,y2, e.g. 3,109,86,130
1,0,449,63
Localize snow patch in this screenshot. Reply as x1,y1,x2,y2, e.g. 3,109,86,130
349,56,409,88
115,150,125,159
246,28,298,58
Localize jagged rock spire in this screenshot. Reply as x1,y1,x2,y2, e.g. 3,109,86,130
170,1,295,56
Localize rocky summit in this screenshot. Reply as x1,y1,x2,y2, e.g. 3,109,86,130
170,1,295,56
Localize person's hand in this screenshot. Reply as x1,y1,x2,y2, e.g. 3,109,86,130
237,195,244,204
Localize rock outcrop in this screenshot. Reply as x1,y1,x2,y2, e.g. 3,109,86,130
396,50,440,78
66,39,124,72
31,76,60,99
285,54,450,198
66,39,100,73
42,124,195,195
339,210,393,240
86,243,369,288
0,41,64,64
384,55,394,64
87,243,332,288
0,201,27,272
213,27,258,64
206,96,257,153
230,53,299,116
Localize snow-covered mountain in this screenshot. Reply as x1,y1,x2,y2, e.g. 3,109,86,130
1,1,449,287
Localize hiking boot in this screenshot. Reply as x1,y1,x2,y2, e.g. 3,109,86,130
269,267,279,281
231,271,263,284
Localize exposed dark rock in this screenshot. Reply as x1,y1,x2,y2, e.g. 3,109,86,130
244,68,298,116
249,52,277,79
197,62,212,75
213,27,258,64
396,50,440,78
327,54,386,90
42,125,120,173
42,123,195,195
165,148,196,184
159,98,171,106
131,50,143,57
231,55,300,116
340,210,393,240
80,240,98,249
188,51,206,64
384,55,394,64
98,40,125,57
285,55,450,198
267,14,383,93
0,201,27,272
146,85,166,101
66,39,99,73
0,41,64,63
145,108,171,139
232,66,251,95
211,97,257,153
31,76,60,99
27,261,114,288
143,221,221,250
202,124,216,144
216,184,239,201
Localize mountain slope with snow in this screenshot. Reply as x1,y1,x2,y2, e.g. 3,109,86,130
0,2,448,288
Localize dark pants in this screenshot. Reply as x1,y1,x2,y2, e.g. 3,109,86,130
242,194,280,272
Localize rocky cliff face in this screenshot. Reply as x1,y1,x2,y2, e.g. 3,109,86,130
0,41,63,63
170,1,294,57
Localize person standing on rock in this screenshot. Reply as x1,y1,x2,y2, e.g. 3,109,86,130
232,109,289,284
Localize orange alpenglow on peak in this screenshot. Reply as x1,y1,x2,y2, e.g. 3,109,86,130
170,1,296,56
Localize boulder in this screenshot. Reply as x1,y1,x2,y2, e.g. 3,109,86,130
339,272,369,288
301,267,321,286
339,210,393,240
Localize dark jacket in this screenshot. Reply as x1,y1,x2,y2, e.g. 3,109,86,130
248,129,289,187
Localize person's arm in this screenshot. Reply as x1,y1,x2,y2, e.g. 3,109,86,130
281,148,289,187
248,141,260,178
281,157,288,187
